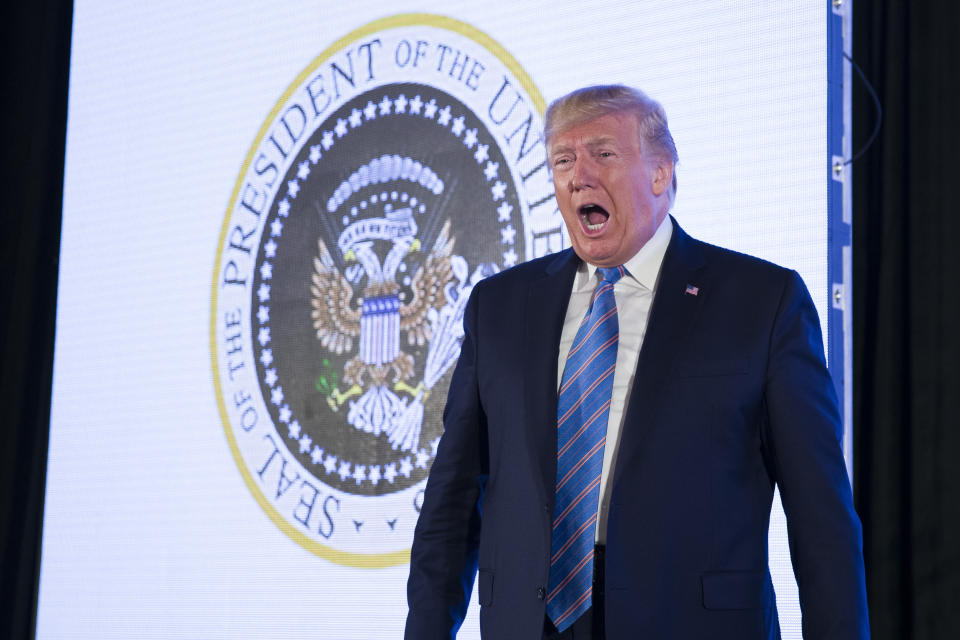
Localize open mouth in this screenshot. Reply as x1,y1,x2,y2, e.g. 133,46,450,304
578,204,610,233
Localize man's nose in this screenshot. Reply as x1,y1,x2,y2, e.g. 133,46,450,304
570,157,594,191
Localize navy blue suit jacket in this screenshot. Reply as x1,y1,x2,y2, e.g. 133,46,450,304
406,221,869,639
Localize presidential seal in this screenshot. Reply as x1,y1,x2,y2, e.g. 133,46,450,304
211,14,563,567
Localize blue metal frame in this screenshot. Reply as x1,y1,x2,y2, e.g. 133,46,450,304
826,2,850,447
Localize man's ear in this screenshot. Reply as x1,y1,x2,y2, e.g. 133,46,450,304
651,161,674,197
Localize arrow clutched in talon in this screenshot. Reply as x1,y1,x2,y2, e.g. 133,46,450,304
393,380,425,397
327,384,363,410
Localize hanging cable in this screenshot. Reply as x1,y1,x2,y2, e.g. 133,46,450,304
844,52,883,165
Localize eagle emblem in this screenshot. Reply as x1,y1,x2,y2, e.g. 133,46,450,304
311,203,484,454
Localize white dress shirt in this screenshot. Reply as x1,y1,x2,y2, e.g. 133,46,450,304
556,215,673,542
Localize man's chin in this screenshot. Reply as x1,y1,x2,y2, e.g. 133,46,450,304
571,241,619,268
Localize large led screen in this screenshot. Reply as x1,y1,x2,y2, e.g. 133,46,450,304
38,2,841,638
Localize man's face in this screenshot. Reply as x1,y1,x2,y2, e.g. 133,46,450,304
548,111,671,267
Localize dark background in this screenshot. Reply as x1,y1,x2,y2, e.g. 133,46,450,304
2,2,957,638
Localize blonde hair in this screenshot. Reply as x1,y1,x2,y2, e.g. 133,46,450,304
545,85,678,203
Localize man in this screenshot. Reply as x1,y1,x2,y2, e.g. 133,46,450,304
405,85,869,639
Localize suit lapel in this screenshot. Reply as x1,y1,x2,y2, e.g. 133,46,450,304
613,219,708,487
523,249,579,506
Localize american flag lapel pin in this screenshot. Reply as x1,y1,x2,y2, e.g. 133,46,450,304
685,284,699,296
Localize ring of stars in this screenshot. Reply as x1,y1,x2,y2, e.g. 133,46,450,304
253,88,520,488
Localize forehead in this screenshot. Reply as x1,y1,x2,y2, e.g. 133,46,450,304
547,111,639,153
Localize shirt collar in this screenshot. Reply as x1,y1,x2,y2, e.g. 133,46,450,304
575,215,674,292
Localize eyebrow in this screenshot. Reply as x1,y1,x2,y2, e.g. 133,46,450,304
549,135,620,156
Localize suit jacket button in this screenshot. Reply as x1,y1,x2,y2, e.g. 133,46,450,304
537,586,546,600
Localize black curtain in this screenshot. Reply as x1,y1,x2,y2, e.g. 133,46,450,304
0,2,73,639
852,1,960,638
1,2,957,639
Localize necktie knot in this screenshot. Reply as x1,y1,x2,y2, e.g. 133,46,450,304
597,265,626,286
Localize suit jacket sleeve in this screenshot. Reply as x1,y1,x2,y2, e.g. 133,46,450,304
405,284,487,639
765,270,870,639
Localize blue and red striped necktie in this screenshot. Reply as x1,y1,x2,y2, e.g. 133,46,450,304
547,265,625,632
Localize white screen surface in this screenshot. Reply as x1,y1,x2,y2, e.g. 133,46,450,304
38,2,831,638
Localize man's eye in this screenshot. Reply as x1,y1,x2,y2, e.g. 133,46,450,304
599,151,614,158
